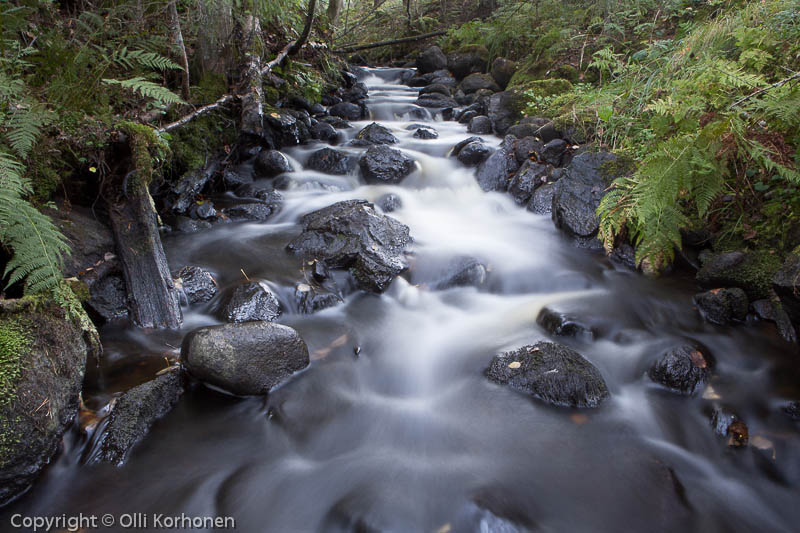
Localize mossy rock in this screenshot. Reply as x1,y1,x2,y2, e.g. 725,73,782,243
0,299,90,505
457,44,489,61
168,114,236,177
554,64,580,83
509,77,574,97
696,250,782,300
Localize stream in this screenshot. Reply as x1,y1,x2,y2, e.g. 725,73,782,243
4,68,800,532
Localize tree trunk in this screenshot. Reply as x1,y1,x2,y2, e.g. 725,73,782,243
327,0,343,25
289,0,318,56
168,0,190,101
105,146,182,329
238,13,264,139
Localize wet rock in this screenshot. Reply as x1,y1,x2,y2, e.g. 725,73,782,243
321,115,352,129
174,266,217,305
329,102,364,121
295,283,343,314
311,121,338,142
467,115,493,134
697,250,778,301
541,138,567,166
491,57,518,90
610,242,637,270
694,288,748,325
342,82,368,103
170,163,218,214
0,299,90,505
377,193,402,212
485,341,610,408
220,169,250,191
416,45,448,74
172,215,212,233
488,91,525,135
222,201,279,223
412,126,438,139
537,306,597,341
287,200,411,293
524,120,561,143
431,70,458,88
459,73,500,94
448,47,489,80
217,281,281,323
48,202,115,278
359,145,416,184
527,182,555,215
182,322,309,396
306,148,355,175
475,136,520,192
711,407,748,447
507,123,540,140
451,136,483,156
750,298,797,343
512,136,544,164
648,343,711,395
81,260,129,322
191,200,216,220
508,160,551,205
254,150,293,178
418,83,452,97
783,401,800,420
353,122,398,145
264,110,308,146
457,141,492,167
773,253,800,326
415,92,458,108
457,110,479,124
94,370,184,465
551,152,620,248
428,257,488,290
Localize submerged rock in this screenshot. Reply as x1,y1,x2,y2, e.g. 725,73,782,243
93,370,184,465
377,193,403,212
412,126,438,139
217,281,281,323
254,150,293,178
359,145,416,184
182,322,309,396
694,288,748,325
428,257,488,290
306,148,355,175
648,343,711,395
0,300,91,505
295,283,343,314
537,306,597,341
485,341,609,408
174,266,217,305
287,200,411,293
475,136,519,191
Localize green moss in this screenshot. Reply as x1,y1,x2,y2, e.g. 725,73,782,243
554,64,580,83
0,317,30,408
167,114,234,178
264,86,280,105
191,73,228,105
698,249,782,300
511,77,574,96
119,122,170,190
457,44,489,61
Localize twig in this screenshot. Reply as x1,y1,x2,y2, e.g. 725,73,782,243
333,30,447,54
729,71,800,109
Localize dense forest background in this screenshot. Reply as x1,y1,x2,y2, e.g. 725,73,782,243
1,0,799,299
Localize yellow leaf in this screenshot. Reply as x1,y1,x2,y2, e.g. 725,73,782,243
508,361,521,369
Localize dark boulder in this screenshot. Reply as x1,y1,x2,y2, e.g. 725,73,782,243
353,122,398,145
93,370,184,465
416,45,448,74
485,341,609,408
772,253,800,326
694,288,748,325
697,250,780,301
359,145,417,184
491,57,518,90
447,46,489,80
551,151,619,248
458,141,492,167
467,115,493,134
169,163,218,215
540,138,567,166
475,136,520,192
287,200,411,293
217,281,281,323
418,83,452,97
306,148,355,175
254,150,293,178
513,136,544,164
191,200,216,220
172,215,212,233
182,322,309,396
329,102,364,121
783,401,800,420
537,306,597,341
506,123,540,139
488,91,525,135
321,115,353,129
79,258,129,322
342,82,368,103
508,161,551,205
377,193,403,212
648,343,711,395
459,73,500,95
295,283,343,314
0,300,91,505
415,93,458,108
412,126,438,139
222,201,279,222
311,121,338,142
221,169,252,190
428,257,488,290
527,183,555,215
457,110,479,124
175,266,217,305
750,298,797,343
451,136,484,156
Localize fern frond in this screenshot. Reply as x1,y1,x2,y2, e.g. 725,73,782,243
102,77,185,105
2,105,47,159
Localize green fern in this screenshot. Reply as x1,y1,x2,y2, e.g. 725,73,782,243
111,47,183,72
102,77,185,106
3,105,47,159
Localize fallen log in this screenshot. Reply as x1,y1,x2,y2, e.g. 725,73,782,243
333,30,447,54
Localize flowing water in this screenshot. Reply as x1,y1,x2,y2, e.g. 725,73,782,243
5,68,800,532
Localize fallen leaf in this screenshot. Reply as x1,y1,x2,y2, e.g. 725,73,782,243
727,421,749,447
702,385,721,400
508,361,521,369
570,413,589,425
435,524,452,533
689,350,707,369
